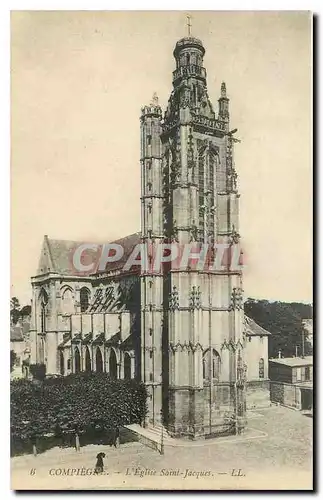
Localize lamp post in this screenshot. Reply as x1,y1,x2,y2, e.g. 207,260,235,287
160,409,164,455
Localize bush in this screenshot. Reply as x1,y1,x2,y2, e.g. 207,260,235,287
29,364,46,381
11,373,148,444
10,350,17,372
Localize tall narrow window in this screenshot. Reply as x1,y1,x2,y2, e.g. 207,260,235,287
61,287,74,315
39,289,48,333
96,348,103,373
59,351,64,375
305,366,310,381
202,349,221,381
109,350,117,380
74,347,81,373
147,135,152,146
41,304,46,333
80,287,90,313
124,353,131,380
259,358,264,379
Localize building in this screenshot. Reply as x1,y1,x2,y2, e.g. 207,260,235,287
244,316,271,409
28,33,269,439
269,356,313,411
10,317,31,379
302,319,313,348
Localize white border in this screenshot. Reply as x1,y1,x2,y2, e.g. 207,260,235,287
3,3,318,499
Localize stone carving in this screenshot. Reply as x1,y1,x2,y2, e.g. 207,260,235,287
229,287,244,311
236,351,247,388
228,225,241,245
192,114,225,132
189,286,201,309
169,340,203,353
171,160,181,184
180,85,191,108
151,92,159,106
221,338,244,352
187,130,195,170
169,285,179,310
189,220,199,242
227,168,238,192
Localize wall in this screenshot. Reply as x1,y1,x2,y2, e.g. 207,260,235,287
244,335,270,409
245,335,268,381
270,382,302,410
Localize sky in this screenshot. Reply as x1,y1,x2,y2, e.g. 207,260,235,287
11,11,312,305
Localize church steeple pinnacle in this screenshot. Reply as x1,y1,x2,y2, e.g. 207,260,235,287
186,15,192,37
218,81,230,122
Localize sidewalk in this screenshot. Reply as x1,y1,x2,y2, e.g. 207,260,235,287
11,441,144,470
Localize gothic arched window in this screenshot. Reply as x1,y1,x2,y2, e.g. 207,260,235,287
109,349,118,380
74,347,81,373
80,287,90,313
85,346,91,372
96,348,103,373
39,289,48,333
61,287,74,315
202,349,221,381
59,351,64,375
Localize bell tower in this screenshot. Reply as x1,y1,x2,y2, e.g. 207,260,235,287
160,34,246,438
140,31,246,438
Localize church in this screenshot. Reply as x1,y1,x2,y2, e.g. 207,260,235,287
28,33,270,439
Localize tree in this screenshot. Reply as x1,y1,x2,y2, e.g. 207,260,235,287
10,350,17,372
20,305,31,318
11,374,148,452
10,297,21,325
244,298,313,358
11,297,20,310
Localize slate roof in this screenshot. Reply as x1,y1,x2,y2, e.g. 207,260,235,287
269,356,313,367
36,232,141,277
244,315,271,336
95,232,141,275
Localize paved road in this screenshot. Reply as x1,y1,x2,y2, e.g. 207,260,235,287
11,405,313,490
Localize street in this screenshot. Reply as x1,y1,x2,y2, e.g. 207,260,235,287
11,405,313,490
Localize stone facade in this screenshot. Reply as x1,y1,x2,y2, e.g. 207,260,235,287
244,315,271,409
28,34,273,439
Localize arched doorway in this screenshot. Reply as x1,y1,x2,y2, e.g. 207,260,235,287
59,351,64,375
124,353,131,380
96,348,103,373
109,349,117,379
85,346,91,372
74,346,81,373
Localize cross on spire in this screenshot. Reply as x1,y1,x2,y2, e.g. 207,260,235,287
151,92,159,106
186,15,192,37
